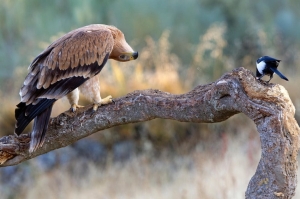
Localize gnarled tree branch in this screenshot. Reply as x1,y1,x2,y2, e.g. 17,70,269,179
0,67,299,198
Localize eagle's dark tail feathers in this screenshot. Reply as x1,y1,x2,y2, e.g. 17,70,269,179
270,67,289,81
15,99,56,152
30,105,53,152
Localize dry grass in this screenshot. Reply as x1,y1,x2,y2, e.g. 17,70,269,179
2,131,300,199
16,132,261,199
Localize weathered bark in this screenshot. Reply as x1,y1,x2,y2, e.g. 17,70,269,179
0,67,299,198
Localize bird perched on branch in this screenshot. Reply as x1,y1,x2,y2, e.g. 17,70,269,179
256,56,288,83
15,24,138,152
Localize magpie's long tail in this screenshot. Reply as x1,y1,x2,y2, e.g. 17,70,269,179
270,67,289,81
15,99,56,152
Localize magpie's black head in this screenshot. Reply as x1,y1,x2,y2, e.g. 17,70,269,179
257,56,280,64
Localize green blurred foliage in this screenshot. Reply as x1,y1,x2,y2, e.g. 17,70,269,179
1,0,300,82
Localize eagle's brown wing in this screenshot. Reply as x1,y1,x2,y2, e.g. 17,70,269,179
21,25,114,104
15,25,114,152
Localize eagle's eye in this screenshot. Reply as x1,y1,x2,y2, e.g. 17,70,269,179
119,54,128,60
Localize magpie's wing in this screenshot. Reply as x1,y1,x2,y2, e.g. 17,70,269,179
262,56,281,63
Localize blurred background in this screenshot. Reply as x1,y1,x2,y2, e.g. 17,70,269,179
0,0,300,198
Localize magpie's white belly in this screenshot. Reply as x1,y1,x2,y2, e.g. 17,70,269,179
256,61,266,74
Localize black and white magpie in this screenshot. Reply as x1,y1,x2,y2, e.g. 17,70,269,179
256,56,288,83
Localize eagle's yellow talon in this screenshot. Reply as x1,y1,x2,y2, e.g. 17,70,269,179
93,95,113,111
93,104,99,111
101,95,113,105
71,104,84,112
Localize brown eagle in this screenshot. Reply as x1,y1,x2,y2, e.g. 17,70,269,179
15,24,138,152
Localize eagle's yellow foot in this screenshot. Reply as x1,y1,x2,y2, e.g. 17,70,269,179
71,104,84,112
93,95,113,111
101,95,113,105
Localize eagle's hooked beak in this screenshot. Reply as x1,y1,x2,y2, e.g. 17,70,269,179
119,51,138,61
131,51,139,60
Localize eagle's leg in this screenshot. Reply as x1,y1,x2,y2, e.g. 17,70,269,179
66,88,83,112
78,76,113,112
